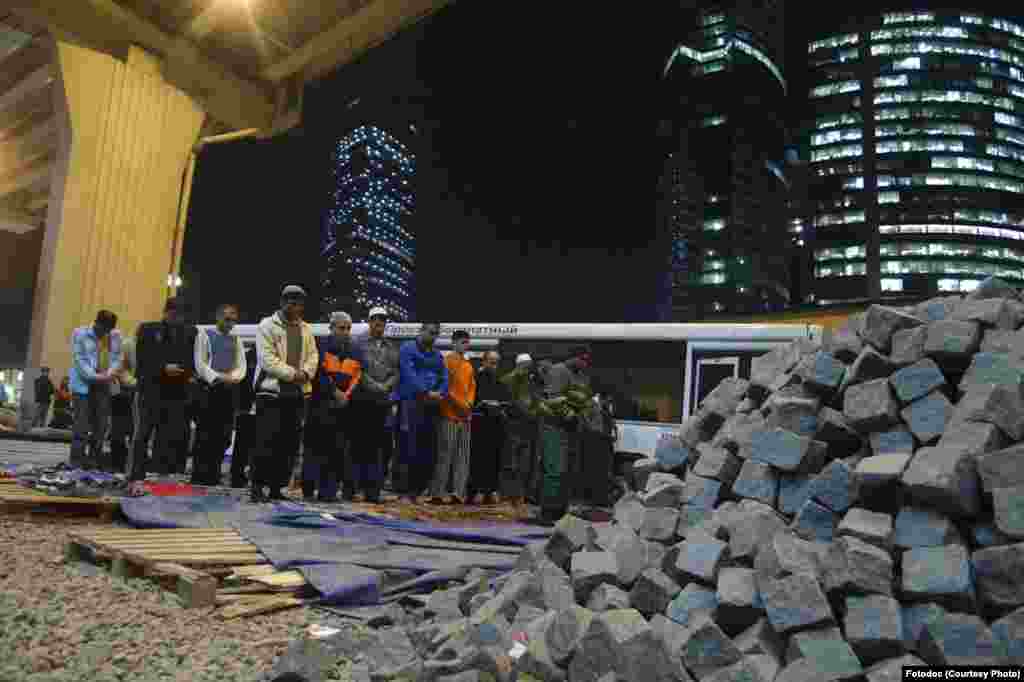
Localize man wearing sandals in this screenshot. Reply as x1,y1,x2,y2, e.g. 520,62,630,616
249,285,319,502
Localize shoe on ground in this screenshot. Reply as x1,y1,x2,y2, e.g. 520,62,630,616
427,496,445,506
481,493,498,506
267,489,286,501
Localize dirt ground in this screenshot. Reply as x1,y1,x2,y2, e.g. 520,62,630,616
0,515,311,682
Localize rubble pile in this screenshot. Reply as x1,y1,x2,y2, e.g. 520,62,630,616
268,279,1024,682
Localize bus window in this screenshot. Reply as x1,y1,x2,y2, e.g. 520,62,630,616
498,339,684,424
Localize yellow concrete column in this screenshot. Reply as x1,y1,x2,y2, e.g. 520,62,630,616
26,42,205,381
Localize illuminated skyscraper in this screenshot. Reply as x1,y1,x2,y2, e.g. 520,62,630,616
807,11,1024,303
658,1,790,320
320,125,416,321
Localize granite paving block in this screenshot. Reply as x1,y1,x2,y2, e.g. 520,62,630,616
754,529,828,583
715,567,764,634
901,603,948,653
971,542,1024,612
976,443,1024,495
725,501,789,563
751,343,806,394
546,605,595,666
732,460,779,508
951,297,1023,330
915,296,963,321
971,523,1013,549
864,655,928,682
655,434,692,473
648,613,691,663
814,407,863,458
692,446,743,486
862,305,926,353
951,382,1024,441
808,460,857,513
640,507,682,544
586,583,631,612
568,609,689,682
795,350,846,393
823,535,895,598
629,568,682,617
838,508,894,550
762,392,821,438
992,607,1024,665
643,472,687,508
959,352,1024,392
869,427,915,457
712,413,768,454
923,319,982,361
613,493,646,534
791,499,838,543
856,453,912,490
890,326,928,367
701,659,773,682
546,514,594,567
592,525,648,586
786,628,864,682
893,508,962,549
778,474,815,516
843,379,901,433
570,552,619,605
631,459,659,492
826,314,865,363
666,583,719,627
900,545,975,612
747,427,824,473
889,359,946,404
682,475,724,512
759,573,835,635
900,391,954,444
992,486,1024,540
666,534,730,586
901,446,982,519
981,328,1024,356
842,347,894,389
679,615,745,680
734,617,786,662
844,594,905,663
702,377,752,420
917,612,1002,666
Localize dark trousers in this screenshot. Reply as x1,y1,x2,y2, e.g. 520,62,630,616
382,421,396,483
468,412,504,498
128,388,189,481
33,401,50,428
348,400,389,499
191,383,237,486
396,400,438,497
579,430,615,507
539,419,570,519
109,390,135,473
500,421,537,500
70,385,111,466
251,395,307,493
230,413,255,488
302,408,348,501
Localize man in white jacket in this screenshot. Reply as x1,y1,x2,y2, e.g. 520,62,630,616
192,303,247,486
251,285,319,502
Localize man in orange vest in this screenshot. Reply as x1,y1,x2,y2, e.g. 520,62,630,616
430,330,476,504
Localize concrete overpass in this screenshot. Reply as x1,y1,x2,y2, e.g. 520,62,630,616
0,0,452,403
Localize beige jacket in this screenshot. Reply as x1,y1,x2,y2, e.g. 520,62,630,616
195,328,247,385
254,312,318,397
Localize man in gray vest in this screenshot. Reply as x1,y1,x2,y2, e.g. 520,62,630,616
192,303,247,486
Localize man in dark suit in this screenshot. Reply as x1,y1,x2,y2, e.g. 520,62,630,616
126,297,198,496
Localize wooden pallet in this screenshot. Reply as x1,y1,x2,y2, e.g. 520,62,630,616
65,528,270,608
0,485,120,521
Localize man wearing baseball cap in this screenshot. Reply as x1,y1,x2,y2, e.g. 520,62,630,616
350,307,399,502
249,285,319,502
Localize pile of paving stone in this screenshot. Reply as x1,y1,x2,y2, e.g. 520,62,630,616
266,277,1024,682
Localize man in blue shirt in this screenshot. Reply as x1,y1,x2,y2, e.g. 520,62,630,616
394,322,448,502
69,310,122,468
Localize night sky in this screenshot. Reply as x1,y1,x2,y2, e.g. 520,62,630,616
180,1,1020,326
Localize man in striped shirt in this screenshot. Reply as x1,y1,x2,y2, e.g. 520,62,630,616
430,330,476,504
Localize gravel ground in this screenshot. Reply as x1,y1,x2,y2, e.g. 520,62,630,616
0,515,312,682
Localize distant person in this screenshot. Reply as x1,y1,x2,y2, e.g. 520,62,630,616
229,345,258,488
0,382,7,407
33,367,55,428
69,310,122,468
302,311,362,502
192,303,247,486
539,345,592,522
127,298,197,496
249,285,319,502
395,322,448,502
467,351,508,505
430,330,475,504
51,377,73,430
500,353,542,507
108,337,137,473
350,307,399,502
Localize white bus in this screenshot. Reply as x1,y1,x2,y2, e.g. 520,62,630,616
201,322,821,460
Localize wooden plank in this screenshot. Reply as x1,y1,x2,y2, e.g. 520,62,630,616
150,563,218,608
220,595,303,620
229,565,279,579
217,584,275,596
83,540,254,551
134,555,267,567
77,529,241,537
248,571,306,589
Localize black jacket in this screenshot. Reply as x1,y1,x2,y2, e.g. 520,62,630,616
135,321,198,395
34,376,55,404
476,368,510,404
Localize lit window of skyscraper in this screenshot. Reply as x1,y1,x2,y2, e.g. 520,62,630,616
320,125,416,321
806,11,1024,303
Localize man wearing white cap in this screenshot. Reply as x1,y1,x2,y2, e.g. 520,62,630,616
249,285,319,502
499,353,542,506
349,306,399,502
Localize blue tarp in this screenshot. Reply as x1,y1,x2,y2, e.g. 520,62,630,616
119,495,548,607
